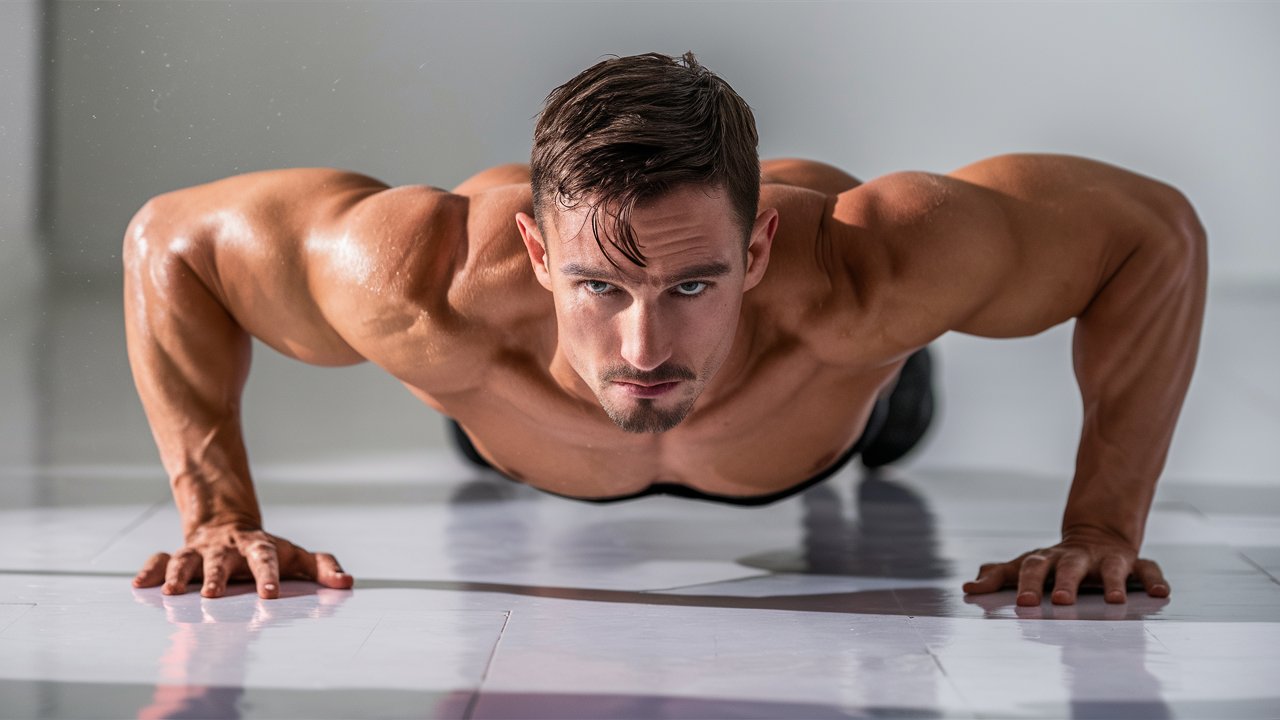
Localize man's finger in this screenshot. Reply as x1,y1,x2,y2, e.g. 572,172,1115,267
241,538,281,600
134,552,171,588
1015,554,1052,606
1100,555,1130,604
201,549,233,598
962,563,1008,594
163,550,200,595
314,553,354,590
279,539,316,580
1050,553,1089,605
1134,558,1170,598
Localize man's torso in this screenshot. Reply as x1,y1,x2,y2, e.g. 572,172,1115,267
414,176,906,500
160,155,1159,500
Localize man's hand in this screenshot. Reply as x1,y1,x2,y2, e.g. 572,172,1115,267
962,526,1170,606
131,522,353,599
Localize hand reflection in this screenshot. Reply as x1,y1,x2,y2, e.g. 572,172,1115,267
130,584,351,719
962,590,1172,718
961,583,1170,621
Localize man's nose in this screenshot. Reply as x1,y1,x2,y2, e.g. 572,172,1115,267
618,302,672,372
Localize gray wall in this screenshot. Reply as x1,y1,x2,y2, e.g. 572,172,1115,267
0,0,43,488
1,0,42,302
43,1,1280,287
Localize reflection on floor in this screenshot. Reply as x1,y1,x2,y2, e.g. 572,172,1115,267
0,283,1278,719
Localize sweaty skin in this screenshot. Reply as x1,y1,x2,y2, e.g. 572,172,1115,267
124,155,1206,606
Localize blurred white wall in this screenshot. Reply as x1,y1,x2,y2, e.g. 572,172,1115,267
0,0,42,302
0,0,43,485
42,1,1280,287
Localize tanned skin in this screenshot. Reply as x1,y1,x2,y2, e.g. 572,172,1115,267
124,155,1206,606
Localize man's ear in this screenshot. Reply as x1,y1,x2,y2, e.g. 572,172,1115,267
743,207,778,292
515,212,553,291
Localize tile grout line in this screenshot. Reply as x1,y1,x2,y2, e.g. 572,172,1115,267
0,603,37,637
87,496,170,564
1236,552,1280,586
351,615,383,660
640,572,775,594
463,610,511,720
902,609,982,720
1143,624,1172,654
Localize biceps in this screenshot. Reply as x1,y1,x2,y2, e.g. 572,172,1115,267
952,199,1149,339
128,199,365,368
950,242,1111,339
841,171,1127,347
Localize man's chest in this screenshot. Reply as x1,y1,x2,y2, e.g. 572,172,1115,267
436,351,902,500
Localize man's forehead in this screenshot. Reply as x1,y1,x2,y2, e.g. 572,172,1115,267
547,185,740,269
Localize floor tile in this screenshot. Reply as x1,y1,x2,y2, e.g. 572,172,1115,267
0,580,506,720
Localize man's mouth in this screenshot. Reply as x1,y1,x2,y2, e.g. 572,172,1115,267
613,380,681,399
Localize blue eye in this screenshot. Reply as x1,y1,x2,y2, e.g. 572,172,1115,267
675,281,708,296
584,280,614,295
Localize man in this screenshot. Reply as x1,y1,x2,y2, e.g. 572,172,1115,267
124,52,1205,607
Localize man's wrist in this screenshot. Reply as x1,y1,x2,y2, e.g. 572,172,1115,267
1060,517,1143,550
170,472,263,538
181,511,263,542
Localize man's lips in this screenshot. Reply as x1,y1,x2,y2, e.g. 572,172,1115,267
613,380,681,398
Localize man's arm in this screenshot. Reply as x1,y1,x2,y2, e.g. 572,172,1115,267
123,167,459,598
838,154,1207,605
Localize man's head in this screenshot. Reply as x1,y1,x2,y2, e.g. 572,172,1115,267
516,52,778,434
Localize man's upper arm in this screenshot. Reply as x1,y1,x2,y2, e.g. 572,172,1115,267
137,168,465,372
835,159,1151,352
306,184,475,382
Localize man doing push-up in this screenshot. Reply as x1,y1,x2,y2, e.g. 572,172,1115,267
124,52,1206,607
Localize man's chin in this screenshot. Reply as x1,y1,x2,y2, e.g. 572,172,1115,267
600,397,694,434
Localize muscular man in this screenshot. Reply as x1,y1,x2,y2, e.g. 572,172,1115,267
124,52,1205,607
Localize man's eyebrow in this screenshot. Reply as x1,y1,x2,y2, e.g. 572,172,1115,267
558,261,733,286
560,263,622,280
660,262,732,285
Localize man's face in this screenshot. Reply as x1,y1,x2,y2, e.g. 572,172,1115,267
517,185,776,434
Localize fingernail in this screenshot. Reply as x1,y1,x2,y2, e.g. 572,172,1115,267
265,583,276,592
1017,591,1038,605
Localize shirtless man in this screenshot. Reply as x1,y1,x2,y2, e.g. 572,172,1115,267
124,52,1206,607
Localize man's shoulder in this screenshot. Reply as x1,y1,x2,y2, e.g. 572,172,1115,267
748,183,896,368
330,181,535,310
322,180,547,382
786,170,991,363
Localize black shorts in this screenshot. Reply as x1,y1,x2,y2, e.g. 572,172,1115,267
447,392,892,507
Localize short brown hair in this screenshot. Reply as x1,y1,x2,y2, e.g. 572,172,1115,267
531,52,760,268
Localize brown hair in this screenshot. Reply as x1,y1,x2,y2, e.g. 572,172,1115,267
531,52,760,268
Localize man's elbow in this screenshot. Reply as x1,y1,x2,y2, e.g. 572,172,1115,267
1132,184,1208,294
123,197,162,269
1151,188,1209,308
122,193,204,288
1153,184,1207,263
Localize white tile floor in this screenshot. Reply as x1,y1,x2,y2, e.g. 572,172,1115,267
1,281,1278,719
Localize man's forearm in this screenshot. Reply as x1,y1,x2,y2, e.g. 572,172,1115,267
166,419,263,540
1063,199,1207,548
124,198,264,539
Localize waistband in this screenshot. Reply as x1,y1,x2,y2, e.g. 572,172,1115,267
450,393,891,507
